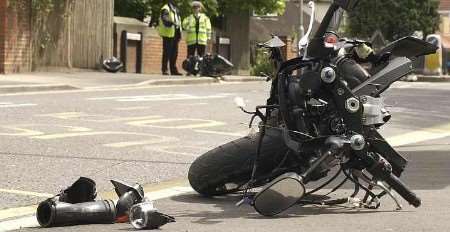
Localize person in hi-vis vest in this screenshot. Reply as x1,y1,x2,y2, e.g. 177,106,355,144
182,1,211,59
158,0,182,76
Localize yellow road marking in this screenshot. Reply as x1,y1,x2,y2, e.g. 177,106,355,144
31,131,178,148
127,118,225,129
0,189,52,198
1,124,449,222
0,127,44,137
194,129,248,137
145,146,202,157
114,106,152,111
0,178,189,222
0,206,37,221
39,112,163,122
115,103,209,111
103,136,176,148
387,123,450,147
32,131,119,140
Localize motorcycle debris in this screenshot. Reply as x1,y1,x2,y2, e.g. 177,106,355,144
129,201,176,230
36,177,115,228
111,179,145,220
56,177,97,203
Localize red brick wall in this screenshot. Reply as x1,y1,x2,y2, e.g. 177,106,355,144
143,34,188,74
0,0,6,73
0,0,32,74
286,38,298,61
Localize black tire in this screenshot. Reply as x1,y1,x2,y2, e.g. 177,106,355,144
188,133,289,196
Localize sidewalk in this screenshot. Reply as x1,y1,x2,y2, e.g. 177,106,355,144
0,71,266,94
0,71,449,94
417,75,450,82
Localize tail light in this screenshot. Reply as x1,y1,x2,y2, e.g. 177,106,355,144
324,33,339,48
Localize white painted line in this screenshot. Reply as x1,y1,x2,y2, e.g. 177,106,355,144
0,189,52,198
0,186,193,232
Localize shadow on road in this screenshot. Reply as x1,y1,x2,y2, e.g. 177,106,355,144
170,148,449,225
170,193,410,225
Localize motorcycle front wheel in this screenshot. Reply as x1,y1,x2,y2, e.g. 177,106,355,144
188,132,289,196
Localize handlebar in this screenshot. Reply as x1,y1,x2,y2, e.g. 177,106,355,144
367,157,421,208
383,172,421,207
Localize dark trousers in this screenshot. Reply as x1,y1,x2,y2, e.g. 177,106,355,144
187,44,206,57
162,30,181,74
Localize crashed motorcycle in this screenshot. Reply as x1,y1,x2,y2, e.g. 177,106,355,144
182,54,234,77
188,0,437,216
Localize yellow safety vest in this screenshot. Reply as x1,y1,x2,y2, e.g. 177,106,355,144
158,4,181,38
182,13,212,46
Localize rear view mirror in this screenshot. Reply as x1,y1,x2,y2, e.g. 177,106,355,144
334,0,359,11
253,172,306,216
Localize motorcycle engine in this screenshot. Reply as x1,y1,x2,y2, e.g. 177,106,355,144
287,71,342,136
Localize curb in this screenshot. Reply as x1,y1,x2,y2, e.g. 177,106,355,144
220,76,267,82
417,75,450,82
0,84,79,94
0,76,267,94
141,77,220,86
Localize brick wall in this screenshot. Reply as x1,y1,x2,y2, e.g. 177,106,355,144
0,0,32,74
142,32,188,74
0,0,6,73
285,38,298,61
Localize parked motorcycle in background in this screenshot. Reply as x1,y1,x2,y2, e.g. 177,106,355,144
182,54,234,77
188,0,438,216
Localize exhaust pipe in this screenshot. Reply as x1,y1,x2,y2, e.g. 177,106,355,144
36,199,116,228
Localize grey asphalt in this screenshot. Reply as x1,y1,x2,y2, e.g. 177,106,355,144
0,81,449,231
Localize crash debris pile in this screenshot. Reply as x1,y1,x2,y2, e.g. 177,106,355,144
36,177,175,230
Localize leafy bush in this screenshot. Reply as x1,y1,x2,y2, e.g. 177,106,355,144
250,49,275,77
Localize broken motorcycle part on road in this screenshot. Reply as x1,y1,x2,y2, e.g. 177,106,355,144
35,177,175,229
111,179,145,221
129,201,176,230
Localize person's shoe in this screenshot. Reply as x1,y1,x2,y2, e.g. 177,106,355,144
162,71,169,76
171,72,182,76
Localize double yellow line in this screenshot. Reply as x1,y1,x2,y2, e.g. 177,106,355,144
1,123,450,221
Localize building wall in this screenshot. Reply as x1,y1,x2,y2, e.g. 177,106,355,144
0,0,5,73
142,30,188,74
114,24,190,74
0,0,32,74
441,15,450,35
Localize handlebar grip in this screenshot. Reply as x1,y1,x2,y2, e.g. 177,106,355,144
384,173,421,208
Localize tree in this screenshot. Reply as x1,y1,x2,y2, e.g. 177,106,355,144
114,0,284,27
347,0,440,41
114,0,285,73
